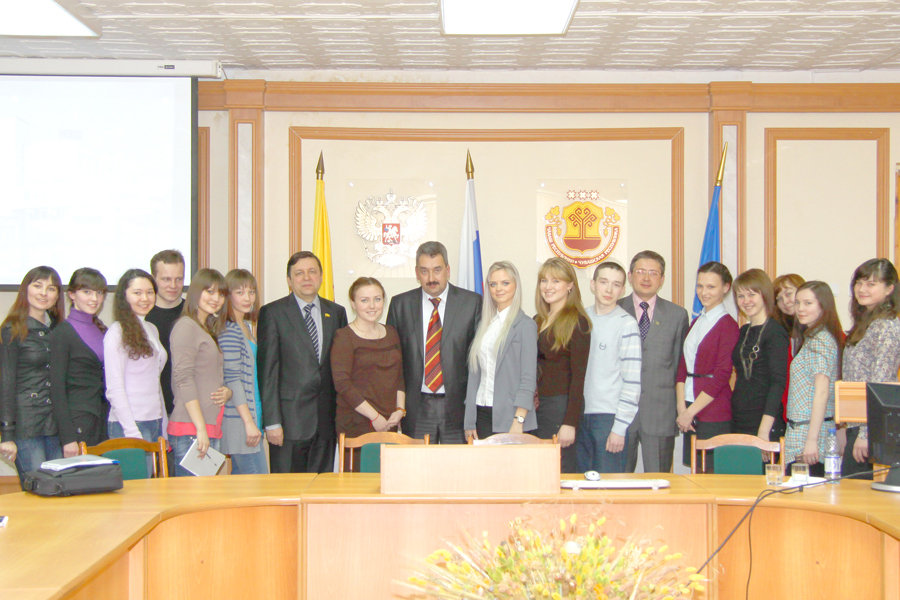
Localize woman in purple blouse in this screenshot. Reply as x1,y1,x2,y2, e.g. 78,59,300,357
50,268,110,456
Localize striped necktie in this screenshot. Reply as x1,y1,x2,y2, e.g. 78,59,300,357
424,297,443,392
304,303,320,361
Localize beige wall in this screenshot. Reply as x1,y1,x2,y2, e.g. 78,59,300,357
263,111,708,313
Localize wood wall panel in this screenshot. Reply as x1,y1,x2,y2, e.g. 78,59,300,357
197,127,210,270
717,506,883,600
288,126,686,304
146,506,298,600
228,108,265,289
199,81,900,114
306,502,710,600
764,128,890,275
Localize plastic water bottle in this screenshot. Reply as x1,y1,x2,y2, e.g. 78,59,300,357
824,427,842,482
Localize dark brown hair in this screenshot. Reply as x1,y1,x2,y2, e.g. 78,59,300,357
225,269,260,324
182,268,228,343
846,258,900,346
287,251,322,276
628,250,666,276
67,268,109,333
793,280,843,377
697,261,733,287
113,269,157,360
1,267,65,342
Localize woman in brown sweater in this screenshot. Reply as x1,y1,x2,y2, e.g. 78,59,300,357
534,258,591,474
330,278,405,470
167,269,232,477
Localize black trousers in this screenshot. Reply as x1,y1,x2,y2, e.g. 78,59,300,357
269,432,335,474
682,419,731,473
475,406,494,441
842,426,874,480
535,394,577,474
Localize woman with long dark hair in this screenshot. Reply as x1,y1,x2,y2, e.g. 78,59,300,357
51,268,109,457
0,267,65,482
219,269,266,474
534,257,591,473
842,258,900,479
773,273,806,423
168,269,231,476
785,281,843,476
104,269,167,444
677,261,740,471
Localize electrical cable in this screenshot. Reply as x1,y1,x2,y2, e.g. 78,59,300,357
693,463,898,600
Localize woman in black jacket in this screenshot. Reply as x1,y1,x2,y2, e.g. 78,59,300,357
51,268,109,457
0,266,66,482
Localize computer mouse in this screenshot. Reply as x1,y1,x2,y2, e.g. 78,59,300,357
584,470,601,481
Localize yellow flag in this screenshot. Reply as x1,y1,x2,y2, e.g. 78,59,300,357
313,177,334,301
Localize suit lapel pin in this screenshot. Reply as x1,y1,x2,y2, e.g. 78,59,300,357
324,313,331,318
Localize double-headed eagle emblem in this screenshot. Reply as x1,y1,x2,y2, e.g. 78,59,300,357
355,189,428,268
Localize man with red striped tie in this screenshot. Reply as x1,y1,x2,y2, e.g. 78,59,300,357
387,242,482,443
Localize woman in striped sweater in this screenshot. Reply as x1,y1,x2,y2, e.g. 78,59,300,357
219,269,266,474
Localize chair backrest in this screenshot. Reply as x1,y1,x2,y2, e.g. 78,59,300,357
467,433,559,445
691,433,784,475
79,437,169,479
338,432,429,473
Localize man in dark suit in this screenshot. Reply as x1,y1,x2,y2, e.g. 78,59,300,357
618,250,689,473
258,251,348,473
386,241,481,443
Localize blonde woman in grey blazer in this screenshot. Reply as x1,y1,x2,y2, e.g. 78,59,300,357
464,261,538,440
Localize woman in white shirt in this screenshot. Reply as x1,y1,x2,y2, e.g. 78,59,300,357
464,261,538,441
104,269,167,443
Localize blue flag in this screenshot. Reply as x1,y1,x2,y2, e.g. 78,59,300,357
693,185,721,320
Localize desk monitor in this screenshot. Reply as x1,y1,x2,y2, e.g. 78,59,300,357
866,382,900,493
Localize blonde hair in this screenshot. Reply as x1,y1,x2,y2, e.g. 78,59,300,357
534,258,590,352
468,262,522,372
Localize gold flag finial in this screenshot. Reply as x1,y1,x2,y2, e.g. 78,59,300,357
466,149,474,180
316,151,324,180
715,143,727,187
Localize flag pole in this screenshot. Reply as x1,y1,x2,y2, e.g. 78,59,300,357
692,143,727,319
313,151,334,301
458,149,483,295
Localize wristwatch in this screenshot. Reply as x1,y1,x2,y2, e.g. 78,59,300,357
514,415,525,424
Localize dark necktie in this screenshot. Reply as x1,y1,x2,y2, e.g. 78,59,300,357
304,304,320,361
424,297,443,392
639,301,650,341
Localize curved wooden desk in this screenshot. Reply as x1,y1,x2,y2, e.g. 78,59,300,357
0,474,898,600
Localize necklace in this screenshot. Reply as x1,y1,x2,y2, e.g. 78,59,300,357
739,318,769,380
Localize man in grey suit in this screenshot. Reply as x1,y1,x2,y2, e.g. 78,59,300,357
618,250,689,473
386,241,481,443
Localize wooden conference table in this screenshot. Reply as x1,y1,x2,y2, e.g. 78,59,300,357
1,473,899,600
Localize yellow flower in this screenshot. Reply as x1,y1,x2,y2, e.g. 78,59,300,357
570,514,578,525
589,523,596,534
693,583,706,591
552,593,562,600
685,566,696,573
689,574,703,581
560,519,566,532
597,517,607,527
658,545,668,553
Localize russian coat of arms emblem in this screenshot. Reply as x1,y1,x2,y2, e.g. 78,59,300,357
355,189,428,268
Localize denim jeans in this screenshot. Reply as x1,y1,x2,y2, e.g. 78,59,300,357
107,419,165,475
170,434,222,477
576,413,629,474
14,435,63,483
108,419,163,443
230,448,269,475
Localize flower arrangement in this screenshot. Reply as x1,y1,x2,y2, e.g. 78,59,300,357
404,514,705,600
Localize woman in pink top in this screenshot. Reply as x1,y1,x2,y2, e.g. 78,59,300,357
104,269,168,443
167,269,231,477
